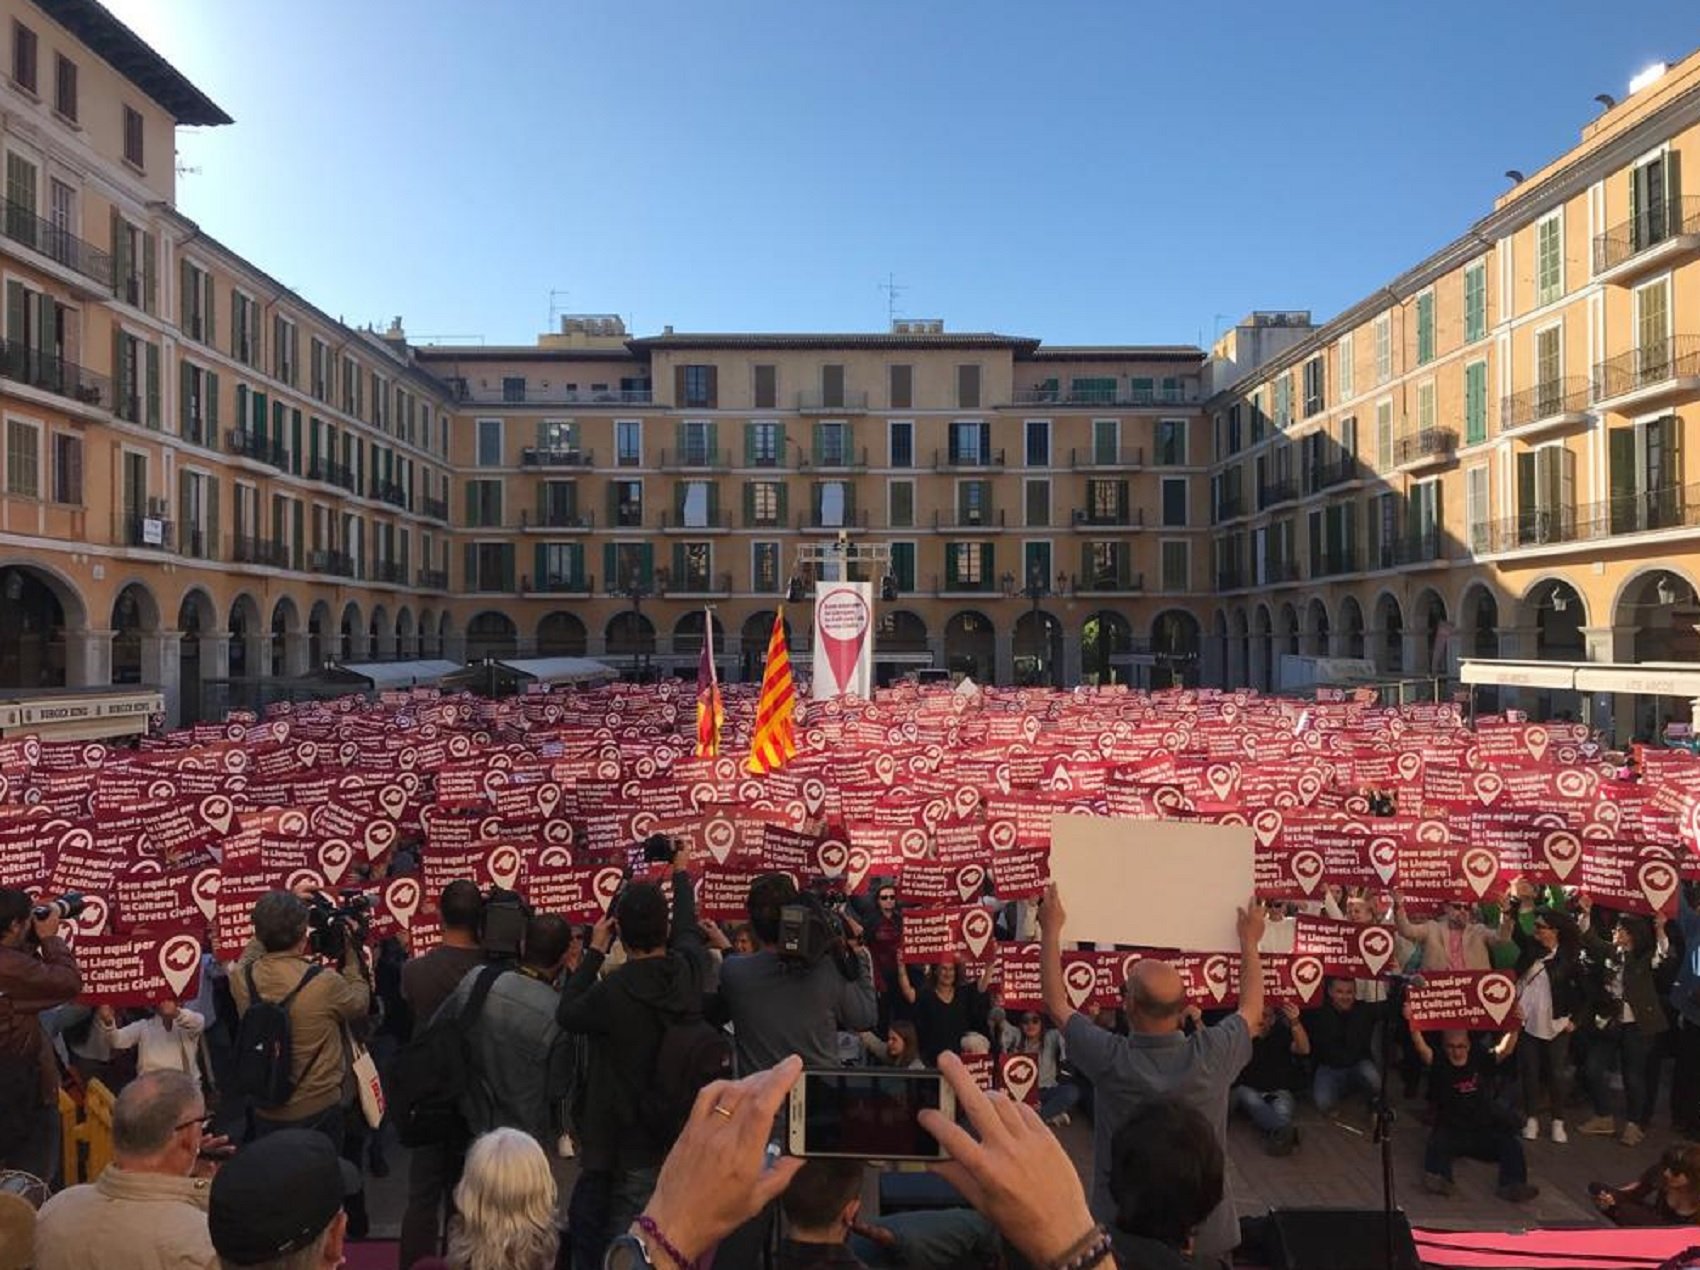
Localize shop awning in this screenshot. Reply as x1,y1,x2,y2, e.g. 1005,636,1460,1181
1459,659,1578,689
1461,658,1700,698
490,657,620,685
0,687,163,740
333,660,464,690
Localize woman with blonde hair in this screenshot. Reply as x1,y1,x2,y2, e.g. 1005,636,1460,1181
418,1127,562,1270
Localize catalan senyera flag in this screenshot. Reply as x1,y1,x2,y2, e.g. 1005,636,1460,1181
747,609,798,774
694,608,725,757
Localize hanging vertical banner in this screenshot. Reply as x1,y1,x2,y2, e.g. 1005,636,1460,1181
811,582,874,699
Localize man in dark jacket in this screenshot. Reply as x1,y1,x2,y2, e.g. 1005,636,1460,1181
1304,977,1379,1116
0,887,81,1181
557,844,710,1269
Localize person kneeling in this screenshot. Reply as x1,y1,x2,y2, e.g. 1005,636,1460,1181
1406,1007,1536,1203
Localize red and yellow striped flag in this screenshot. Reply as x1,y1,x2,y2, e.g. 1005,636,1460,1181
694,609,724,757
747,609,798,774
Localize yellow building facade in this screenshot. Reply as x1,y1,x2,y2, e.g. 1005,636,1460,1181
2,0,1700,736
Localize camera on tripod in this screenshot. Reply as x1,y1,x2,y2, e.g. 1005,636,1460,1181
306,890,371,961
777,887,860,981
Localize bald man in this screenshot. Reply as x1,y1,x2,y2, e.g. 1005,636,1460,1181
1040,884,1265,1267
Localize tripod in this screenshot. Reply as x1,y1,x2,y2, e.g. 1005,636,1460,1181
1371,973,1412,1270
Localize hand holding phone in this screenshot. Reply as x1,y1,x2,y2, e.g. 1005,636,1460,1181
787,1069,954,1161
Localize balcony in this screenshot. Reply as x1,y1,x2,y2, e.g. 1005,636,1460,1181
1392,529,1445,567
0,199,113,292
1498,378,1592,438
1214,494,1246,523
1483,507,1585,553
421,495,449,521
798,509,870,532
1070,508,1144,531
1258,479,1299,511
372,561,408,586
120,516,173,550
1310,458,1363,491
931,573,1002,596
1216,568,1247,591
658,448,729,471
796,389,869,412
417,568,450,590
1593,197,1700,284
1072,569,1144,595
307,458,358,493
310,549,357,579
523,507,594,531
1392,427,1457,470
0,339,111,410
657,510,732,532
664,570,735,598
226,429,288,469
812,446,868,471
451,384,653,406
935,508,1007,531
1311,546,1361,578
1265,559,1301,585
934,447,1004,471
521,447,595,469
232,536,289,568
1593,337,1700,413
1483,484,1700,554
1069,446,1144,470
1012,387,1196,408
370,480,409,509
178,527,214,561
526,573,592,595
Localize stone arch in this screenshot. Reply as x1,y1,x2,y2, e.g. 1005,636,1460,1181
438,611,455,661
110,580,162,686
1014,607,1063,687
416,608,436,659
466,610,518,661
1211,610,1229,689
672,610,726,659
1229,606,1250,688
1278,602,1301,657
605,611,656,655
1252,603,1273,692
537,611,588,657
1610,563,1700,632
741,610,789,682
1337,594,1365,660
306,599,333,669
1304,597,1330,657
339,601,364,663
228,593,263,679
174,587,220,723
368,603,393,660
394,607,415,660
1082,609,1134,685
944,610,996,683
1411,587,1451,678
1457,583,1500,660
1150,609,1201,688
269,595,302,677
1371,590,1403,675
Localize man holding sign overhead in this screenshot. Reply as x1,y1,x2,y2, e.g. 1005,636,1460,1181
1039,882,1265,1266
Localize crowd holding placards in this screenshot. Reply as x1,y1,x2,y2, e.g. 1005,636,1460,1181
4,681,1700,1267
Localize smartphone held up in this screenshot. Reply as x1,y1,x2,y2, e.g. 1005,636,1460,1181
786,1068,954,1162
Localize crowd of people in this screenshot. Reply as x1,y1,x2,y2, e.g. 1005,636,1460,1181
0,683,1697,1270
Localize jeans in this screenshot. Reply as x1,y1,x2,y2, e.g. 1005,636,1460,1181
1673,1018,1700,1133
849,1209,1001,1269
608,1165,661,1247
1424,1123,1527,1187
1586,1023,1653,1123
1232,1085,1296,1134
0,1101,60,1187
568,1170,613,1270
1313,1059,1380,1113
1039,1083,1081,1123
253,1101,346,1153
399,1139,465,1268
1517,1030,1572,1120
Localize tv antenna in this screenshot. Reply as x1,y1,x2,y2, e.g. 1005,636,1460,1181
877,273,907,325
548,289,571,328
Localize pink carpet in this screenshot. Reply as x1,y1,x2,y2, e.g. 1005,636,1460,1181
1413,1225,1700,1268
343,1240,398,1270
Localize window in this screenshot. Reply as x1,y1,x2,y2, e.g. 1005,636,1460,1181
1519,445,1578,542
607,541,653,591
752,541,781,593
948,421,989,465
1535,325,1561,397
230,292,257,366
680,420,715,466
310,338,329,400
889,479,914,528
1465,465,1490,553
6,419,38,496
1092,418,1119,465
539,419,577,453
1086,479,1127,524
1464,361,1487,444
179,363,217,446
747,480,783,527
1250,391,1266,444
1080,376,1120,405
1160,541,1190,592
113,330,160,427
1025,420,1049,467
820,364,845,409
1637,277,1672,361
501,376,526,403
1025,478,1050,527
468,542,515,592
1410,479,1442,553
889,364,912,410
273,316,296,385
51,432,79,503
746,421,780,466
1375,400,1393,470
464,478,502,527
674,542,712,591
958,479,990,527
813,480,852,528
947,542,989,588
753,364,776,409
1337,333,1355,401
889,420,913,468
1160,477,1187,526
1536,214,1563,307
1302,356,1325,417
956,364,981,409
612,480,644,527
53,54,75,122
12,22,36,93
1016,542,1052,596
1226,404,1242,455
814,421,849,466
476,418,503,466
889,541,915,592
1274,373,1292,428
123,106,144,168
1608,416,1680,532
1155,419,1187,466
539,480,578,526
1464,262,1486,342
1631,152,1676,252
1374,315,1392,384
1415,292,1435,365
1416,380,1436,434
681,364,716,408
616,420,642,466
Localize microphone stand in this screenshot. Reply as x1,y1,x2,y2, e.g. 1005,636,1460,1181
1373,972,1411,1270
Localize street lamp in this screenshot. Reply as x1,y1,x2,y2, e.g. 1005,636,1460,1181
1017,567,1051,686
622,579,653,682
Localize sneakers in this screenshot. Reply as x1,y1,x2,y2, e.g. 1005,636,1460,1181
1497,1182,1540,1203
1046,1112,1071,1129
1522,1116,1540,1141
1578,1115,1616,1136
1551,1119,1568,1144
1422,1172,1457,1197
1621,1123,1646,1147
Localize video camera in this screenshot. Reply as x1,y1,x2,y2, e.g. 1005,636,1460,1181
306,889,371,962
777,887,860,982
480,886,531,961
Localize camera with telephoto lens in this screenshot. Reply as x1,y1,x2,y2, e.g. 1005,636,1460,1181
306,890,371,961
480,886,532,961
641,833,678,865
32,892,86,922
777,889,860,981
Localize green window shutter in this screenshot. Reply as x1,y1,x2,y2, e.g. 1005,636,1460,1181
4,281,23,343
606,483,619,526
178,259,192,331
775,481,789,524
109,207,127,289
673,479,686,519
603,542,617,589
744,423,756,465
178,468,190,536
707,422,719,461
291,411,303,473
142,234,156,313
464,480,477,525
272,401,284,449
675,420,687,455
742,481,755,526
638,543,654,588
534,542,547,587
672,542,686,584
464,542,478,590
179,360,192,434
111,328,122,414
570,544,584,587
1465,363,1486,444
981,542,994,580
205,477,219,558
945,546,959,588
204,278,214,348
145,342,159,428
812,421,825,463
206,371,219,429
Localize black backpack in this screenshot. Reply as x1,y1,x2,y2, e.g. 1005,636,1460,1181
234,964,323,1109
388,965,505,1148
623,981,732,1143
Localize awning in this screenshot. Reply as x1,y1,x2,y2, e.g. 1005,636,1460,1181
1459,659,1577,689
1575,662,1700,697
490,657,620,685
0,687,162,740
334,660,464,690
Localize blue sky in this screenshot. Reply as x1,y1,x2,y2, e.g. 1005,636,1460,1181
107,1,1690,347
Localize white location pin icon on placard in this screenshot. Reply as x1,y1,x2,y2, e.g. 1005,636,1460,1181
158,933,201,998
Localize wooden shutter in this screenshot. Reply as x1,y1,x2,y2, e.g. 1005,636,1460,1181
464,543,479,590
178,468,191,542
206,476,219,559
957,364,980,408
743,423,757,465
141,233,156,313
603,542,617,589
206,371,219,430
145,341,159,428
179,360,193,435
672,542,686,586
704,365,717,408
775,481,788,525
822,364,844,408
291,410,303,474
179,259,192,333
706,422,718,462
754,364,776,408
109,207,128,290
889,364,912,409
465,480,478,525
534,543,547,588
742,481,755,526
637,543,654,588
673,365,687,407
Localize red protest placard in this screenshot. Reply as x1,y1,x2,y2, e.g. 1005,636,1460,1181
1578,841,1682,917
990,846,1049,901
1405,970,1519,1031
1397,837,1500,906
115,868,209,933
899,906,998,965
1173,951,1240,1010
995,943,1043,1011
212,872,274,961
1262,953,1327,1008
75,930,205,1005
997,1052,1041,1106
899,863,990,908
1291,915,1399,978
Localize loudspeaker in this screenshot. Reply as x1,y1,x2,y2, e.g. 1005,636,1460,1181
1266,1208,1420,1270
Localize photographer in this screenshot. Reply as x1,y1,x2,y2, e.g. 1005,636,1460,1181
231,889,371,1149
0,888,81,1180
715,873,877,1075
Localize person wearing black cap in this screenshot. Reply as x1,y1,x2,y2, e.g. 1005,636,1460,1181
208,1129,360,1270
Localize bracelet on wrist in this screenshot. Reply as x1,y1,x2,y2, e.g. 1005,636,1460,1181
1045,1223,1114,1270
633,1216,696,1270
